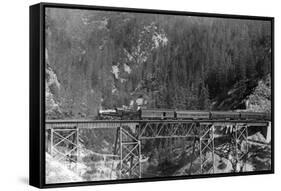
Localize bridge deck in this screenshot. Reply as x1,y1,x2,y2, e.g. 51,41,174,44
45,119,269,129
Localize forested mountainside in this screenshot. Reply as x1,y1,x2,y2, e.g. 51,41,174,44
214,74,271,112
45,8,271,119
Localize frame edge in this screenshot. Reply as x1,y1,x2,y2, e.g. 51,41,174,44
29,3,44,188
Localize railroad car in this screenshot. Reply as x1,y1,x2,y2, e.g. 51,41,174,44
141,109,175,119
176,110,209,119
265,112,272,121
210,111,240,120
240,112,271,120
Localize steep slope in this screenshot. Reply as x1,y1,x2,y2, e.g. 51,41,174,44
213,74,271,112
45,49,62,119
245,74,271,112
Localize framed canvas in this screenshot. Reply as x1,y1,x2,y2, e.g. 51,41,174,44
29,2,274,188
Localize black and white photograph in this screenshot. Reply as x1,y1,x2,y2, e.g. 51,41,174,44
44,5,273,185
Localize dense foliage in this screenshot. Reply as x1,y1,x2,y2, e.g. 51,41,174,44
45,8,271,119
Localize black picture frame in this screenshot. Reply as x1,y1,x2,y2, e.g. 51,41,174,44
30,2,274,188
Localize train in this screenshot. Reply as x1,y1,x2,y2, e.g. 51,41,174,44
98,108,271,121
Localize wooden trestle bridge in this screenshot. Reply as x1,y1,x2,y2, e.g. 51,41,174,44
46,119,271,179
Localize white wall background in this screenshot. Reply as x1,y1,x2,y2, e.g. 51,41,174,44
0,0,279,190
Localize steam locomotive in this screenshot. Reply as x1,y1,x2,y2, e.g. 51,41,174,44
98,108,271,121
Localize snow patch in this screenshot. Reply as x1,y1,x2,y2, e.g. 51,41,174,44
152,31,168,48
112,87,117,93
111,82,117,93
124,49,134,62
82,17,90,25
123,63,132,74
136,98,144,106
111,65,119,79
129,100,134,107
120,78,127,83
